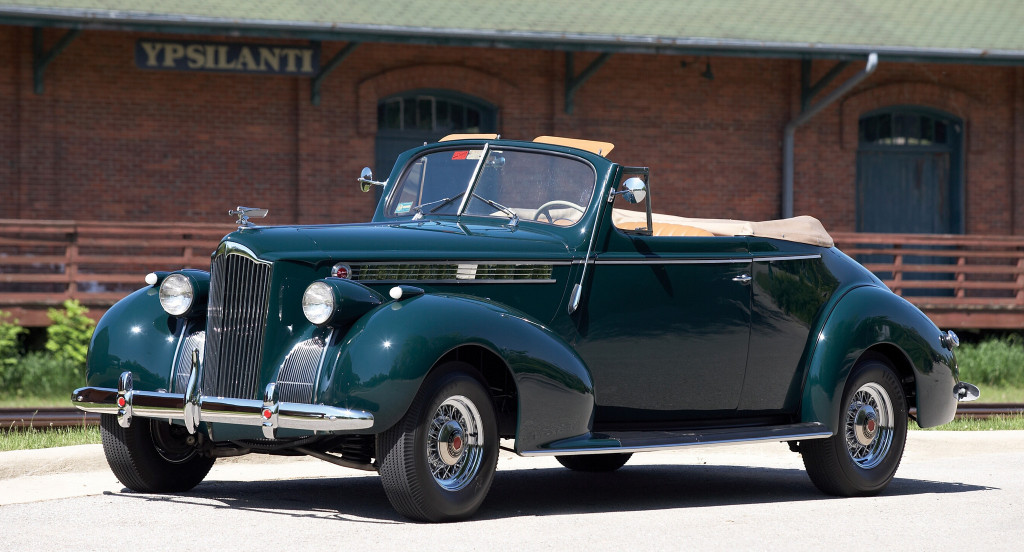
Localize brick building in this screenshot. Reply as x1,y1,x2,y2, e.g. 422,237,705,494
2,1,1024,327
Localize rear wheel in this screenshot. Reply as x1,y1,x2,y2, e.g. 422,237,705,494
801,355,908,496
377,363,498,522
100,414,214,493
556,453,632,472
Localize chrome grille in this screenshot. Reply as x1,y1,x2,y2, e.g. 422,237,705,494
172,330,205,393
203,250,272,399
276,335,329,403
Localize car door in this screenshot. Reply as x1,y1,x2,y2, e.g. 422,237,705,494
572,226,752,426
740,241,839,415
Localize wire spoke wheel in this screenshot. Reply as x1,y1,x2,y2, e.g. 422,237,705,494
426,395,485,491
377,364,498,522
843,383,894,469
800,354,907,497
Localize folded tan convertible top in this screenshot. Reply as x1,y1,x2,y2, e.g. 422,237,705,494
612,209,835,248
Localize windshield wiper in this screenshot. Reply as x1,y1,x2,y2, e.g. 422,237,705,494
410,192,465,220
471,194,519,229
409,143,492,222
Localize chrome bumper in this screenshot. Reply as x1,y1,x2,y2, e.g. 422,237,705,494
955,381,981,402
71,368,373,439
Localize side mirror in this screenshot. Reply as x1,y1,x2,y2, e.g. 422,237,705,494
614,177,647,204
357,167,386,193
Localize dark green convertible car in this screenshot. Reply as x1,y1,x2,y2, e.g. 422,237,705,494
73,135,979,521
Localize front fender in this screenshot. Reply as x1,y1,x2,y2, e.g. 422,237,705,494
801,285,958,431
317,293,595,451
85,286,182,391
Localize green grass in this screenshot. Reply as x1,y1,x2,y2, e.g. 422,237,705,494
974,385,1024,403
912,414,1024,431
0,396,75,408
957,335,1024,388
0,426,101,452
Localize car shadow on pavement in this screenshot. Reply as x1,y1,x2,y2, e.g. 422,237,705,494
478,463,992,519
105,462,992,523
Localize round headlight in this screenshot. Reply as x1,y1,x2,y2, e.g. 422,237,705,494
159,273,194,316
302,281,335,325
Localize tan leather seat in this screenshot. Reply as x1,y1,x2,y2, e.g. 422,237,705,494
615,220,715,237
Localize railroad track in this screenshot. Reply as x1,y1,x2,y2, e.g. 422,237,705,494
2,404,1023,430
1,408,100,429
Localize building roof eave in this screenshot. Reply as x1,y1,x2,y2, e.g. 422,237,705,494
3,5,1024,65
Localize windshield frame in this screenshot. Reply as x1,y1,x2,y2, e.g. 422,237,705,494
382,143,600,228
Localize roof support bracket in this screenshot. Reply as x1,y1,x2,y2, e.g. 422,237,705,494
782,53,877,218
33,27,80,95
565,52,612,115
311,41,359,106
800,59,850,110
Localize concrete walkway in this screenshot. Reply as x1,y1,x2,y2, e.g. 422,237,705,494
2,431,1022,506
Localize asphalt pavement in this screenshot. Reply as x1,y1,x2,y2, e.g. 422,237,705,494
1,431,1022,550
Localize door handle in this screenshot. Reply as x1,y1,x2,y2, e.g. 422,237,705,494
732,274,752,284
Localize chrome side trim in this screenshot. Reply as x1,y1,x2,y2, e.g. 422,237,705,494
519,423,831,456
590,253,821,265
594,257,751,265
752,254,823,262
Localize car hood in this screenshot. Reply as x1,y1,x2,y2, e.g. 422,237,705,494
219,220,573,264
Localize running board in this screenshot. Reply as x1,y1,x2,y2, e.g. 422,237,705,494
520,422,831,457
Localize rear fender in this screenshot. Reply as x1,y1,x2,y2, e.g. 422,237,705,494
317,293,594,450
801,285,958,431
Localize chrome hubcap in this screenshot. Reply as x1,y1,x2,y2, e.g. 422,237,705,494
436,420,465,466
426,395,484,491
852,404,878,446
844,382,894,469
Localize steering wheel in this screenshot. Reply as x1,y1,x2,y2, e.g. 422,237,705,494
533,201,585,225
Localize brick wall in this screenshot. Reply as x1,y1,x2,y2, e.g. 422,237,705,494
1,25,1020,235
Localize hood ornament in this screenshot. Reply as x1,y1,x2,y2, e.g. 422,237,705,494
229,206,268,229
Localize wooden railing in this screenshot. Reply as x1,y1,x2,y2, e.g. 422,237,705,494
832,232,1024,329
0,220,232,326
2,220,1023,329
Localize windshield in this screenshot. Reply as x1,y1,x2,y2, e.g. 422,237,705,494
385,148,597,226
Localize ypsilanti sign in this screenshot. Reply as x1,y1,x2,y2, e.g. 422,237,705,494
135,40,320,76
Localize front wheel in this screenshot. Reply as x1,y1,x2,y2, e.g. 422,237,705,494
100,414,215,493
801,355,908,496
376,364,499,522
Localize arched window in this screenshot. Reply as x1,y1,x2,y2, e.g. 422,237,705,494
378,94,490,134
375,91,497,180
858,110,956,148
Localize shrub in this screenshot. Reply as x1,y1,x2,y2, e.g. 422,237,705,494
956,334,1024,388
45,299,96,366
6,351,83,399
0,310,27,387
